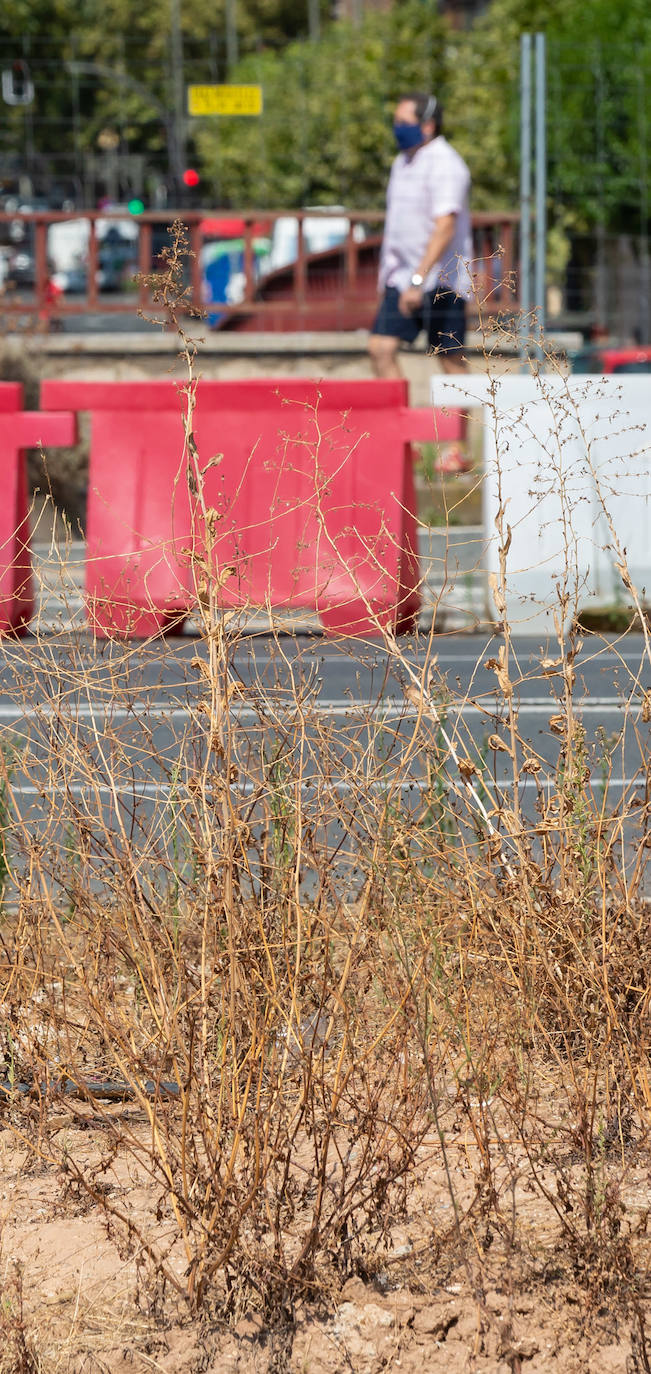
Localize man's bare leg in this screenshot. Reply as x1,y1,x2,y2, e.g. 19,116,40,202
368,333,403,379
436,351,471,471
441,353,467,375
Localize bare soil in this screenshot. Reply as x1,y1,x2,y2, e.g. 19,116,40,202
2,1119,648,1374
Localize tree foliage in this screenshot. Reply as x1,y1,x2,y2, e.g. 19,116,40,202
0,0,332,194
0,0,649,232
445,0,651,230
194,2,448,207
193,0,651,227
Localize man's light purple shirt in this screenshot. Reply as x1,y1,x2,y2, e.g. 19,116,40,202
379,135,473,300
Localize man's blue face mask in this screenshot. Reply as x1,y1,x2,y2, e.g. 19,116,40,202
393,121,424,152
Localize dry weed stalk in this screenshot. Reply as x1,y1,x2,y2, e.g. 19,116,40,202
0,234,649,1339
0,1260,38,1374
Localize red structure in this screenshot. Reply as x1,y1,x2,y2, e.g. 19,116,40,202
41,378,465,639
1,208,518,331
218,212,517,333
602,347,651,373
0,383,77,635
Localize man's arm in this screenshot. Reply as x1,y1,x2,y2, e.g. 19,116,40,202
398,212,456,316
378,161,397,293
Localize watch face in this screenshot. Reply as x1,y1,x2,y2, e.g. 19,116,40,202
411,274,423,287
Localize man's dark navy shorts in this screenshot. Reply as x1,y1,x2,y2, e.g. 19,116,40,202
371,286,466,355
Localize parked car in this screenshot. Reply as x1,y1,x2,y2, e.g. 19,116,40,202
48,216,138,295
571,344,651,373
260,207,366,277
199,216,271,326
3,199,57,285
6,246,36,287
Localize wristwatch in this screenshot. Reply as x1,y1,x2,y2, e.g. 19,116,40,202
410,273,424,287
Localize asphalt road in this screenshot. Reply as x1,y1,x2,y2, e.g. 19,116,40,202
1,630,649,899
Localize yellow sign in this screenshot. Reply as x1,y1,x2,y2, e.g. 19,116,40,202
187,85,263,117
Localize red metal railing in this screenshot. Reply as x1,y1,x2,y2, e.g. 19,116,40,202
0,208,519,330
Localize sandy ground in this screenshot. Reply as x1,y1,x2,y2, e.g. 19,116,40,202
1,1116,647,1374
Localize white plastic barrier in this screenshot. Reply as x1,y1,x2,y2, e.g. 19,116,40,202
431,373,651,635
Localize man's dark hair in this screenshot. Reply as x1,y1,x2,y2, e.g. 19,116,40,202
400,91,443,134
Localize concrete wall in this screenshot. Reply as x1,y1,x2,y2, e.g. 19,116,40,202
0,329,513,407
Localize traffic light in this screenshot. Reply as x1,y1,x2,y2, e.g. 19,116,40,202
182,168,200,188
128,198,145,215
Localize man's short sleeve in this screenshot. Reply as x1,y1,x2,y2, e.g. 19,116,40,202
428,148,470,221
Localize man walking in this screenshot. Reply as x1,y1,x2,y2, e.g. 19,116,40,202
368,92,473,471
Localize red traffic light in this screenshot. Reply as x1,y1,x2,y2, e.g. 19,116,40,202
182,168,200,188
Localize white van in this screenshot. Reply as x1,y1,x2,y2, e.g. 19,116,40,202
261,207,365,276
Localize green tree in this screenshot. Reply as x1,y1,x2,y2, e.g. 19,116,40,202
193,1,449,207
1,0,649,228
0,0,333,195
445,0,651,230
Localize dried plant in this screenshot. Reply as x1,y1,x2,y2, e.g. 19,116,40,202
0,228,650,1365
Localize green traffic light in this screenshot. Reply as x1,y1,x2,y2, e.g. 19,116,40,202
128,198,145,215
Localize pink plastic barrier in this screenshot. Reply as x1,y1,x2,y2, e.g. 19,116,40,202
40,379,465,639
0,383,77,635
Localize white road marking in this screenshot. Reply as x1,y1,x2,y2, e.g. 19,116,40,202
5,777,645,800
0,696,641,724
230,649,651,667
